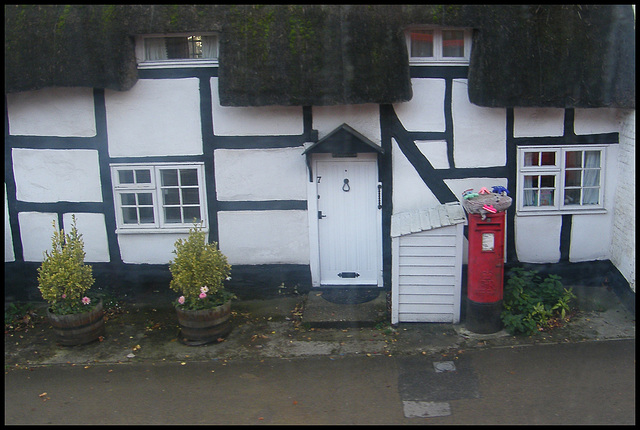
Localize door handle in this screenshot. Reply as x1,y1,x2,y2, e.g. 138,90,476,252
318,211,327,219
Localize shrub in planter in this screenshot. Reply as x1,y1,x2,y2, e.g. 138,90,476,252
169,222,233,345
37,215,104,345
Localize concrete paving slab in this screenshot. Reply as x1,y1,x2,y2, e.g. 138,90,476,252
403,401,452,418
397,355,480,402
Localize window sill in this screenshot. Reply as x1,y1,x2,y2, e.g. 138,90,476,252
516,208,607,216
409,60,469,66
115,227,209,234
137,60,218,69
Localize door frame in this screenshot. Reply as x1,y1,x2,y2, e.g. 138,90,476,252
307,152,383,288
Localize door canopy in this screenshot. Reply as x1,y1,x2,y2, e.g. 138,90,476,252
303,123,384,181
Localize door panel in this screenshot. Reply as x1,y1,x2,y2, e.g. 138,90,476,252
316,157,381,285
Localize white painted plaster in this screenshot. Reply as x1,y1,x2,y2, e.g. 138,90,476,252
118,233,187,264
610,110,635,291
6,87,96,137
62,213,110,263
210,78,303,136
393,79,446,132
569,213,612,262
443,177,509,205
18,212,58,262
513,108,564,137
12,149,103,203
4,186,15,262
574,108,620,135
313,104,381,144
452,79,506,168
515,215,562,263
416,140,449,169
105,79,203,157
392,139,440,214
217,211,309,265
214,147,307,201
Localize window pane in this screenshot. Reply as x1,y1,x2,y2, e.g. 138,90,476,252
187,36,203,59
180,169,199,186
121,193,136,205
411,30,433,57
137,193,153,206
564,189,581,205
135,169,151,184
118,170,134,184
539,190,554,206
540,152,556,166
583,188,599,205
585,151,600,167
565,170,582,187
540,175,555,187
139,207,155,224
524,152,539,166
163,189,180,205
122,207,138,224
145,38,167,61
181,188,200,205
585,170,600,186
160,169,179,186
442,30,464,57
202,36,218,59
523,190,538,207
524,175,539,187
565,151,582,168
165,37,190,59
164,207,182,223
183,207,201,224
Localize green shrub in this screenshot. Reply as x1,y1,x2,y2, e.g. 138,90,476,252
501,268,576,335
37,215,96,315
169,222,233,310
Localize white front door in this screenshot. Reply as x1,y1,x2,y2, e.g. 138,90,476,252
314,154,382,286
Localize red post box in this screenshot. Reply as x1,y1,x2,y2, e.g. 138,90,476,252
466,211,505,333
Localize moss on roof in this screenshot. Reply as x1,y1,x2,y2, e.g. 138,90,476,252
4,5,635,108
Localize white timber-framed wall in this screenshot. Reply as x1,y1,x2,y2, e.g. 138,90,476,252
4,31,635,303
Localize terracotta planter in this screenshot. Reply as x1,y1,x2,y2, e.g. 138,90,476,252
176,300,232,346
46,299,105,346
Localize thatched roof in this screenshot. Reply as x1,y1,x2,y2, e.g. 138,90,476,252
4,5,635,108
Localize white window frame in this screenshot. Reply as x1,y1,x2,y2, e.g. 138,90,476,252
405,27,472,65
516,146,606,215
111,162,208,233
135,33,219,69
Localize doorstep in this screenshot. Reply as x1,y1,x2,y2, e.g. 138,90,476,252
302,288,388,328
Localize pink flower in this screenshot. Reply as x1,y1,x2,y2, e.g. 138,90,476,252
82,297,91,305
200,286,209,294
61,294,67,299
199,292,207,299
178,296,185,305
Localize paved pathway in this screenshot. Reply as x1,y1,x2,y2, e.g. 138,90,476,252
5,339,635,424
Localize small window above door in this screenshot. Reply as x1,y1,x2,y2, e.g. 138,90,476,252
135,33,219,69
405,27,472,65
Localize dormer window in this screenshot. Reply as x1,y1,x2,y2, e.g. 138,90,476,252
135,33,219,69
406,27,472,65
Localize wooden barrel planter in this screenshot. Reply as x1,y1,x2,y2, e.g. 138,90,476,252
46,299,105,346
176,301,232,346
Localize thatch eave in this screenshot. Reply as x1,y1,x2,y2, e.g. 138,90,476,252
4,5,635,109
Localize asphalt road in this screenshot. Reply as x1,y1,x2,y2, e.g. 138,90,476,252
4,339,635,425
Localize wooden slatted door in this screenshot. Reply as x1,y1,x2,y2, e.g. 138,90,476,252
315,156,382,286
